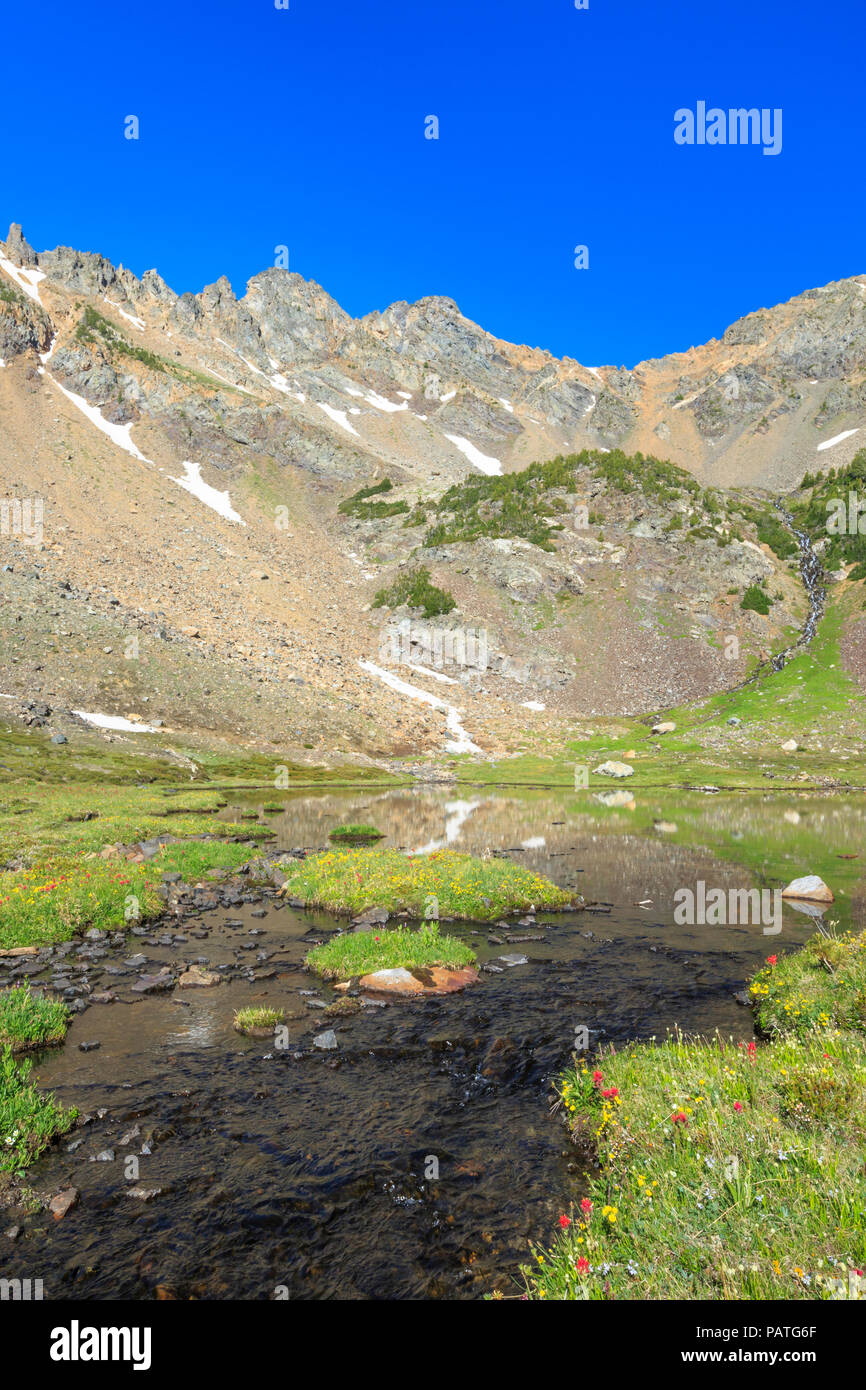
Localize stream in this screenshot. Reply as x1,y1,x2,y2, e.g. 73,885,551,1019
771,503,828,668
2,787,864,1300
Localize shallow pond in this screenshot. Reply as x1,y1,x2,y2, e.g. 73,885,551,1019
4,786,864,1299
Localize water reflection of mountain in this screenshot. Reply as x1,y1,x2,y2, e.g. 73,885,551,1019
221,787,866,937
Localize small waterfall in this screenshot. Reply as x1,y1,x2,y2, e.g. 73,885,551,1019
769,502,827,671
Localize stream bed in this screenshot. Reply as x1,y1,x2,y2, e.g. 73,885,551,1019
3,786,864,1299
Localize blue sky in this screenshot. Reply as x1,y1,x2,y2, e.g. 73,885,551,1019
3,0,863,366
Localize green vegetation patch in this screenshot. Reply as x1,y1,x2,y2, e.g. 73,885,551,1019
74,305,243,393
0,840,257,952
307,920,475,980
76,304,166,373
0,986,70,1052
338,478,409,520
523,931,866,1301
233,1006,284,1036
282,847,573,921
741,583,772,615
328,823,384,843
372,565,456,618
750,930,866,1037
732,501,799,560
0,1046,77,1173
424,449,701,552
792,449,866,580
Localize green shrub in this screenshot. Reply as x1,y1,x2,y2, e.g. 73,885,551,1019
372,566,455,618
741,584,771,615
338,478,409,520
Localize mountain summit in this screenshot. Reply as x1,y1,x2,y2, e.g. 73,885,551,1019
1,223,863,761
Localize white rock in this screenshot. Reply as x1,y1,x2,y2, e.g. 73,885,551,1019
593,760,634,779
780,875,834,903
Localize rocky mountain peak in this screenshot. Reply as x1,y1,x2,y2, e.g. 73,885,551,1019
3,222,38,266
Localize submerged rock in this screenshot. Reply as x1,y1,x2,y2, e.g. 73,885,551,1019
324,996,361,1017
347,965,480,997
130,970,174,994
177,965,220,988
48,1188,79,1221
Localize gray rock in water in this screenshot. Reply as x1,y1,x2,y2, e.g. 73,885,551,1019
313,1029,338,1050
130,969,174,994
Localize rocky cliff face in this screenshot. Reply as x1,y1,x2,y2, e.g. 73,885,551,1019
4,223,865,492
0,221,861,758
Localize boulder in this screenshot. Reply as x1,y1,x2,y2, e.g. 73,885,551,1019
781,739,798,752
177,965,220,988
652,721,676,734
48,1188,79,1221
593,760,634,779
352,965,479,996
130,969,174,994
781,875,834,903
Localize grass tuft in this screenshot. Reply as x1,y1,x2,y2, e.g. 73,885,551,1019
0,986,69,1051
307,921,475,980
0,1045,77,1173
328,823,384,843
233,1006,284,1036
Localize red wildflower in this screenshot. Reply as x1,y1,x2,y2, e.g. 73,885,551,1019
672,1111,688,1125
580,1198,593,1214
559,1214,572,1228
602,1088,619,1099
592,1069,603,1087
733,1101,743,1112
766,955,777,965
576,1256,590,1273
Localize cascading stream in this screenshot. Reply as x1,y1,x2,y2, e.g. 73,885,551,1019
769,502,827,670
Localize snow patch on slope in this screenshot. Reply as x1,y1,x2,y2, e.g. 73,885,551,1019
364,390,408,413
316,401,360,436
358,660,480,754
46,376,153,463
169,461,245,525
72,711,160,733
104,298,146,331
0,256,46,304
444,434,502,476
817,429,860,452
